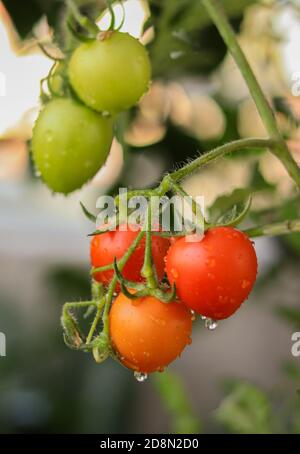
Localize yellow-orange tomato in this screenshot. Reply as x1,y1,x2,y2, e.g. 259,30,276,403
109,293,192,373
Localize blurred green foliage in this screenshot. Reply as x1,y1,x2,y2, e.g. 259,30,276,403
154,371,201,434
215,381,275,434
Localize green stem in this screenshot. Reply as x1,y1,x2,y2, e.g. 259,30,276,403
166,138,277,183
141,203,158,289
88,229,146,342
170,180,208,227
86,298,106,344
202,0,300,188
91,263,115,274
244,219,300,238
64,301,97,311
66,0,99,35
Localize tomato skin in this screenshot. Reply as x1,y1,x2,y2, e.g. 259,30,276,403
68,31,151,114
109,293,192,373
90,225,170,286
31,98,113,194
166,227,258,320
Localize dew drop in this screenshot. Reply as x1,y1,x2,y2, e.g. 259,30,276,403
205,318,218,331
171,268,179,279
241,279,250,289
134,371,148,382
201,315,207,320
102,111,111,117
45,130,53,143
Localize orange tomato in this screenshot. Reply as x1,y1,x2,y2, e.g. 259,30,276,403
109,293,192,373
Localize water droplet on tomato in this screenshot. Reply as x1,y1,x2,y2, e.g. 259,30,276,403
45,130,53,143
171,268,179,279
241,279,250,289
134,371,148,382
205,318,218,330
206,258,216,268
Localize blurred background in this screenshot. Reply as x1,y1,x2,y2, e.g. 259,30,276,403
1,0,300,434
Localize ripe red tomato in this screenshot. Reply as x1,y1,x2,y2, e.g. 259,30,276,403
109,293,192,373
166,227,258,320
90,225,170,286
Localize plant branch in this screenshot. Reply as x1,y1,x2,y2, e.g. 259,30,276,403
202,0,300,188
244,219,300,238
164,138,277,184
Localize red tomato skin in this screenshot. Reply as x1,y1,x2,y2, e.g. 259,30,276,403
166,227,258,320
90,225,170,286
109,293,192,373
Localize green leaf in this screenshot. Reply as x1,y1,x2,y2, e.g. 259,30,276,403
80,201,97,223
215,381,274,434
154,371,202,434
209,188,252,226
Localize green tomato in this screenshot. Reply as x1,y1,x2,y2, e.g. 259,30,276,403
68,31,151,114
31,98,113,194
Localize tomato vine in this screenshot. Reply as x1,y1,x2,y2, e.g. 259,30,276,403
30,0,300,378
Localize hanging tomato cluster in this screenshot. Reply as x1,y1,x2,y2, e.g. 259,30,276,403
31,13,151,194
90,225,257,376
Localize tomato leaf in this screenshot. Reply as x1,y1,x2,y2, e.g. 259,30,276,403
209,188,252,227
80,202,97,223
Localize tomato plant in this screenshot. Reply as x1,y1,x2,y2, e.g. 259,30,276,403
109,292,192,373
90,225,170,287
68,31,151,114
166,227,258,320
31,98,113,194
29,0,300,380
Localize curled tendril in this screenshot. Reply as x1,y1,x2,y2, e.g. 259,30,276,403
105,0,125,32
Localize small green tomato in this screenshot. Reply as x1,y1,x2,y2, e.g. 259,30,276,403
68,31,151,114
31,98,113,194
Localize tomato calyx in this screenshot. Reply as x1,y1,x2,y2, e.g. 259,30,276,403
113,258,176,303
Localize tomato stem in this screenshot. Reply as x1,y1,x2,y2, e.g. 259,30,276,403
202,0,300,189
141,202,158,289
243,219,300,238
164,138,278,184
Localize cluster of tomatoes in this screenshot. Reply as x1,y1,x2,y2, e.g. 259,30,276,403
31,31,151,194
91,225,258,374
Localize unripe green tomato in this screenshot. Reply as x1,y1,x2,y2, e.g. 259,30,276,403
31,98,113,194
68,31,151,114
